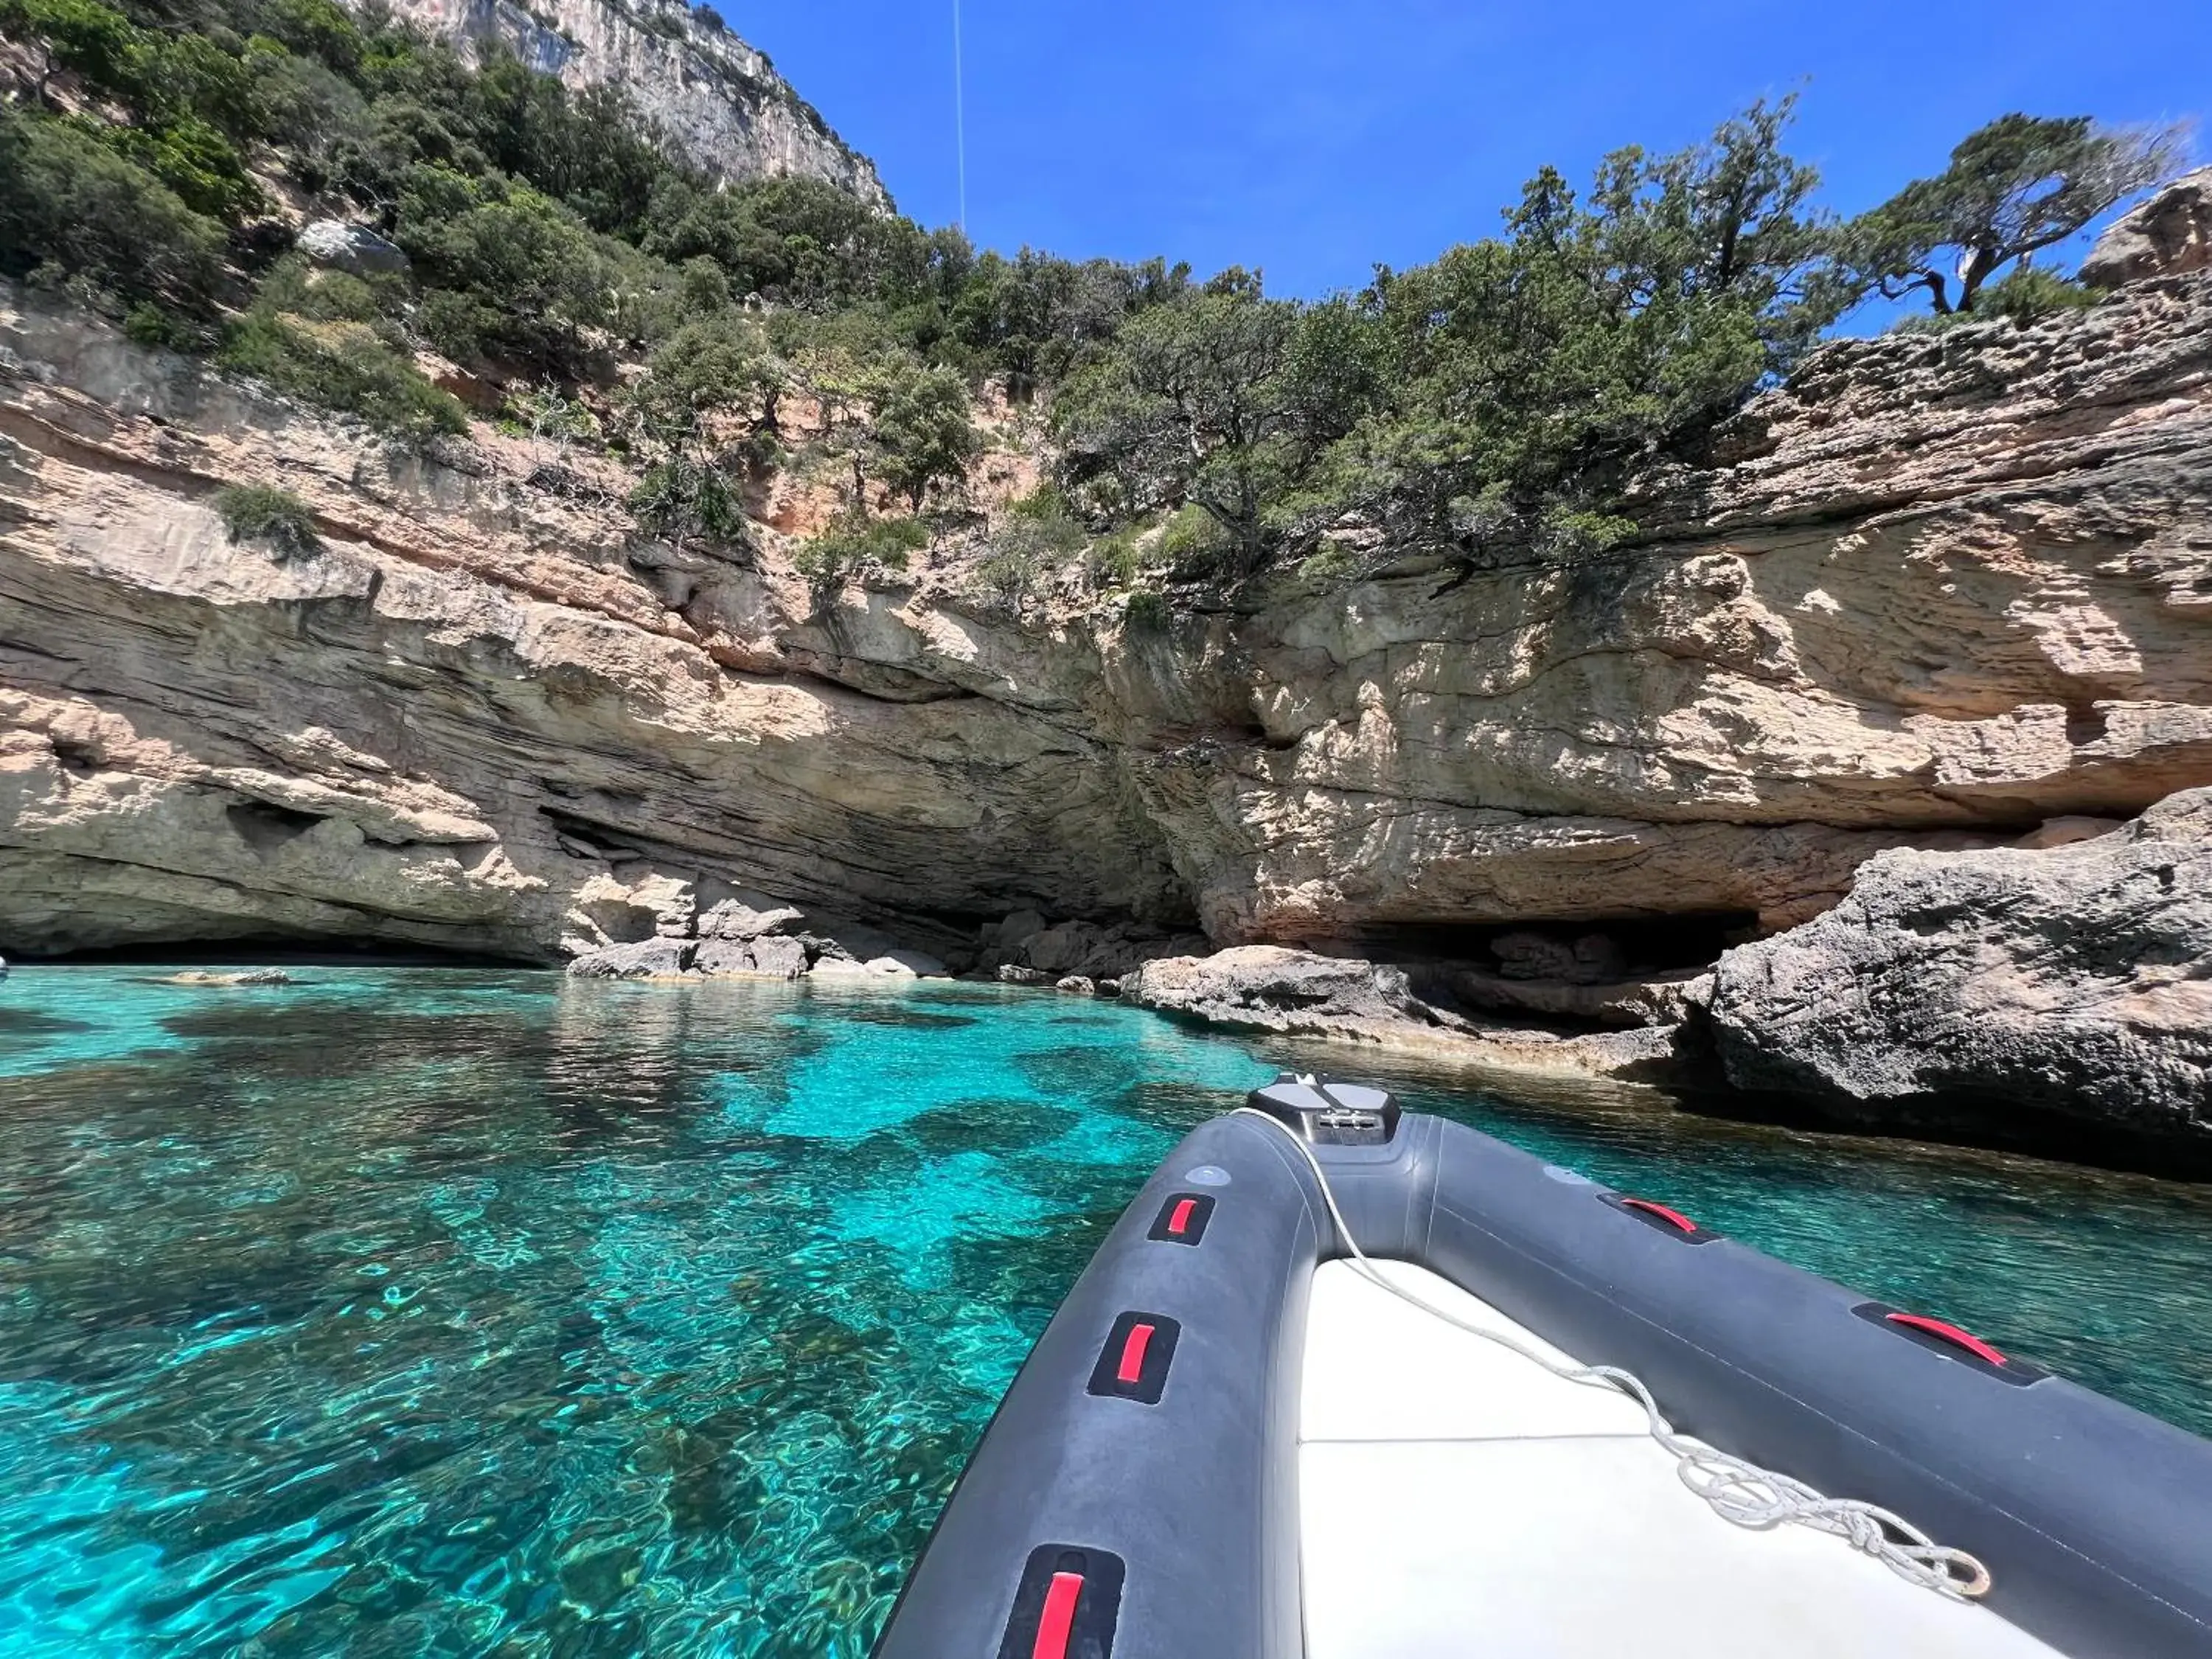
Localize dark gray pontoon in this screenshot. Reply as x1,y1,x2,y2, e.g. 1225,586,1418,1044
874,1077,2212,1659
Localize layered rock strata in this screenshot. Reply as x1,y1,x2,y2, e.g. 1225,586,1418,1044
4,271,2212,1149
355,0,890,206
1710,788,2212,1157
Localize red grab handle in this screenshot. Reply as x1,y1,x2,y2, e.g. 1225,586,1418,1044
1167,1197,1198,1236
1116,1322,1155,1385
1032,1571,1084,1659
1621,1197,1700,1234
1886,1312,2008,1367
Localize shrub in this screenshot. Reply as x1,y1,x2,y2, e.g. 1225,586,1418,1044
1157,503,1231,577
100,115,263,218
397,173,616,373
0,105,225,312
868,361,979,509
218,310,468,441
628,456,744,549
1124,589,1172,633
793,513,928,593
973,543,1040,606
1085,528,1144,588
1980,265,2100,326
213,483,320,557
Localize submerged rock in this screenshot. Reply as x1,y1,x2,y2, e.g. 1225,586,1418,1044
1710,788,2212,1150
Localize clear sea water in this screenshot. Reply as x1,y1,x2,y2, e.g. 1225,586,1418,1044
1,966,2209,1657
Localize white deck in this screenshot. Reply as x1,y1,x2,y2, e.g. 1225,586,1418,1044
1298,1259,2065,1658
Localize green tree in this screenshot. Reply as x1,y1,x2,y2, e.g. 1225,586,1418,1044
397,170,615,371
1,0,143,104
633,313,781,440
0,102,224,311
1845,115,2188,314
868,362,978,511
1052,286,1309,568
623,313,780,550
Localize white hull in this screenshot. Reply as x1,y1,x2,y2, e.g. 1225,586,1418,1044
1300,1260,2062,1658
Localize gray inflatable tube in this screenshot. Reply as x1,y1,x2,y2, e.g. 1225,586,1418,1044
872,1079,2212,1659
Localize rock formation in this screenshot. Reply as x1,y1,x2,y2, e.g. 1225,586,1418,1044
5,274,2211,971
2083,168,2212,289
4,262,2212,1147
352,0,889,206
1709,789,2212,1162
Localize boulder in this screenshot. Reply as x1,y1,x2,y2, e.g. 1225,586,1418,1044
296,219,411,279
811,948,948,979
995,964,1053,986
1709,789,2212,1148
805,920,901,965
1055,975,1096,995
1026,922,1105,976
696,885,807,940
1442,967,1713,1029
2081,168,2212,287
567,939,695,978
1120,946,1440,1039
868,949,947,977
0,953,8,981
695,936,807,978
1489,930,1628,984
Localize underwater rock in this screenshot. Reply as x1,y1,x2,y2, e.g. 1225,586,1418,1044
1711,788,2212,1150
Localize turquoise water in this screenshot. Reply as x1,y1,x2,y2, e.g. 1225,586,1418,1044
0,967,2208,1655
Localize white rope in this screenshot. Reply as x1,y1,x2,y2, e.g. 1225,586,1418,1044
1231,1105,1994,1601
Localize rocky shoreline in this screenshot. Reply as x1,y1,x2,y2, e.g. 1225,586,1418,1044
6,182,2212,1169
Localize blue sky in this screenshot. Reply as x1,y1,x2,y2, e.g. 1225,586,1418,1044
741,0,2207,307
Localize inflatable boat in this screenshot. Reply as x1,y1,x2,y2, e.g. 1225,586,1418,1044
874,1077,2212,1659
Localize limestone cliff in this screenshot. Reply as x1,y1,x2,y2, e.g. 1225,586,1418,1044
355,0,890,206
2,276,2210,994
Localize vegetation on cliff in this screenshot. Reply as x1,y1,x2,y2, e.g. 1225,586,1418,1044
0,0,2186,599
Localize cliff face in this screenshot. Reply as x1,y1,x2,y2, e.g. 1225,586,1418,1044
357,0,890,206
2,276,2210,973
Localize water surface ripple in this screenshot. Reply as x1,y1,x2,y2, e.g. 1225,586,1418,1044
0,967,2207,1655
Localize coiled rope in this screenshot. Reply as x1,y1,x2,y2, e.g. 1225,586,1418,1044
1231,1104,1994,1601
